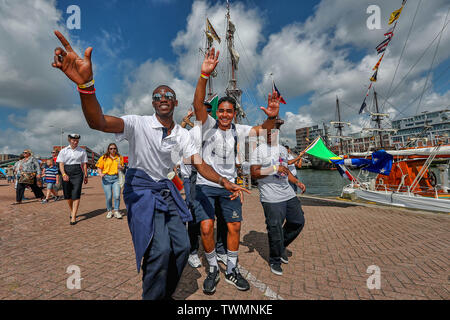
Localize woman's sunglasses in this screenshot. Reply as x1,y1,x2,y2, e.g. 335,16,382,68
152,92,175,102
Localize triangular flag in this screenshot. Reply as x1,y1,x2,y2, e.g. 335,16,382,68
206,94,219,119
359,97,367,114
272,81,286,104
388,7,403,25
370,69,378,82
206,18,221,44
373,53,385,70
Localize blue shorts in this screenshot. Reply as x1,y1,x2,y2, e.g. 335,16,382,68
193,185,242,223
46,182,57,190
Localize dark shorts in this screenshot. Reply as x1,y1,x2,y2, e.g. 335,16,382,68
193,185,242,223
62,164,83,200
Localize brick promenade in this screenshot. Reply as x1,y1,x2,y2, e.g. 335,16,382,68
0,177,449,300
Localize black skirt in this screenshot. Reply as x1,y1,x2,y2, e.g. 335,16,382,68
62,164,83,200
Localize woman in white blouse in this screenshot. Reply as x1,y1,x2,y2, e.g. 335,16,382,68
56,134,88,225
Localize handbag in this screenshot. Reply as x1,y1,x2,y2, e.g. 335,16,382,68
18,172,36,185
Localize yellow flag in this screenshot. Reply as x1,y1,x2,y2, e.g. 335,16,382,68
388,7,403,25
373,53,385,70
206,18,221,44
370,70,378,82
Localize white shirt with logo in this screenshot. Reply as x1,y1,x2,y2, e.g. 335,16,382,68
116,114,197,182
196,115,252,188
250,143,296,203
56,146,88,165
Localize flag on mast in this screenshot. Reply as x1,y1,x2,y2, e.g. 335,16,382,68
272,81,287,104
373,53,385,70
388,7,403,25
359,83,372,114
370,69,378,82
206,18,221,44
376,37,391,54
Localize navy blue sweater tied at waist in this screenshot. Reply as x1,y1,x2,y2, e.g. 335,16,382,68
123,168,192,272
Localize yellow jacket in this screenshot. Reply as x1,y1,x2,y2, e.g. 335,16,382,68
96,155,124,175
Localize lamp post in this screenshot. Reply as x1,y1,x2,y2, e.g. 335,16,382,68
49,126,65,151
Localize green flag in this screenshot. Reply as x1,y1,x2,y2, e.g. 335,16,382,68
207,94,219,119
304,137,342,163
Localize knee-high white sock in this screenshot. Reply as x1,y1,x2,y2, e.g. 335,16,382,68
205,249,218,270
226,250,238,274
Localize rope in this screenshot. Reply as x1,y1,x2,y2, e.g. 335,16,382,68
384,18,450,117
380,0,422,112
414,7,450,115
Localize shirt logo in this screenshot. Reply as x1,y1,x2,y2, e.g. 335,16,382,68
231,210,239,219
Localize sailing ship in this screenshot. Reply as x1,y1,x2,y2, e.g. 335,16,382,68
339,0,450,212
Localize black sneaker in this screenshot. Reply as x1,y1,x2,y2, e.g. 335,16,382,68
270,264,283,276
203,266,220,294
281,250,289,264
225,267,250,291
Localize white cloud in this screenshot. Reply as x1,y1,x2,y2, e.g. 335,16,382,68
172,0,264,93
0,0,79,109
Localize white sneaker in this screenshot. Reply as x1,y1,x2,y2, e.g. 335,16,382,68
188,254,202,268
113,210,122,219
106,211,113,219
217,253,228,265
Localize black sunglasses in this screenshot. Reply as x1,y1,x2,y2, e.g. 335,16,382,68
109,148,117,150
152,92,175,102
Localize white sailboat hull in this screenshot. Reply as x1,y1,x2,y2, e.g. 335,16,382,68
354,189,450,213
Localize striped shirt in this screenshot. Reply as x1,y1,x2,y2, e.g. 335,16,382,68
44,166,59,183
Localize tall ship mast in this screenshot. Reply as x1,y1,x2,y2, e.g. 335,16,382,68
329,96,351,156
224,1,246,124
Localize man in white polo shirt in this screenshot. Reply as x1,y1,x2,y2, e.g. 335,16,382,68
192,48,281,294
250,121,306,276
51,31,248,300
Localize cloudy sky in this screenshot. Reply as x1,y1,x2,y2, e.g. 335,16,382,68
0,0,449,157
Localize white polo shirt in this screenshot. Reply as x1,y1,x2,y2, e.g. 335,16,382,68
250,143,296,203
116,114,197,182
196,115,252,188
56,146,88,165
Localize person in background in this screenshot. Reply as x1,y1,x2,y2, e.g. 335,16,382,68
51,149,63,193
57,134,89,225
15,149,45,204
96,143,124,219
14,155,25,191
6,165,15,184
41,159,60,203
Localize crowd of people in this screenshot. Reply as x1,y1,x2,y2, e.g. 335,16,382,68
16,30,310,300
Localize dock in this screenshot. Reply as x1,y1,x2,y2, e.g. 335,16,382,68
0,178,448,300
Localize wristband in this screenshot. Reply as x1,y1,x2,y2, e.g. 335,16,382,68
273,165,277,173
63,174,67,177
200,73,210,80
78,79,95,89
77,87,96,94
